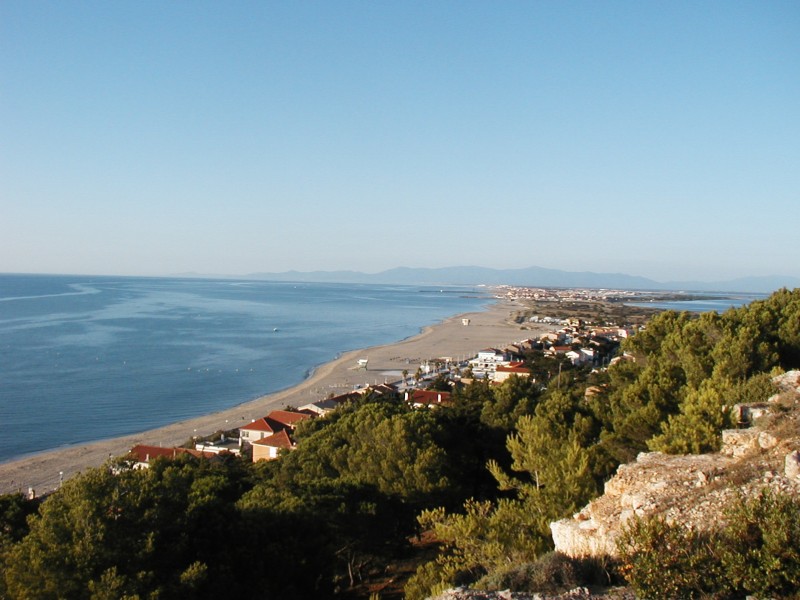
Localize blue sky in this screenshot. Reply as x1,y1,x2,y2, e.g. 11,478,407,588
2,1,798,282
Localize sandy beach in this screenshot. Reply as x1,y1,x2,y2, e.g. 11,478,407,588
0,300,547,496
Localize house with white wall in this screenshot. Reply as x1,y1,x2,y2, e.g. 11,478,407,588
468,348,511,376
252,430,295,461
239,409,311,446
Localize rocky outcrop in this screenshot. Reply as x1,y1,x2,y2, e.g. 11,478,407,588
551,371,800,559
773,369,800,394
428,586,635,600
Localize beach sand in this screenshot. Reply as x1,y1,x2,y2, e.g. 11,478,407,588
0,300,547,496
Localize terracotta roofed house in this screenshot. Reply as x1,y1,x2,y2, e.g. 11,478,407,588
252,429,295,462
266,409,311,430
299,391,362,416
127,444,219,469
404,389,452,408
239,417,281,445
549,345,573,356
239,409,311,447
493,362,532,383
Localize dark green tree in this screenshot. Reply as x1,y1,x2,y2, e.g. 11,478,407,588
480,375,540,431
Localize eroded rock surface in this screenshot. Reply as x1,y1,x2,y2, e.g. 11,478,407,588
428,586,635,600
551,371,800,558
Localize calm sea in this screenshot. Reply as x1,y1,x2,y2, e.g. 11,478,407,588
0,274,489,464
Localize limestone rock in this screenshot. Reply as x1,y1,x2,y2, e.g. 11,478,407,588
786,450,800,480
758,431,779,449
427,587,633,600
721,429,759,457
551,372,800,559
773,370,800,394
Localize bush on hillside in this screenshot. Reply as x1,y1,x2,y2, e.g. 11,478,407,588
719,490,800,597
616,515,721,599
617,490,800,599
475,551,616,593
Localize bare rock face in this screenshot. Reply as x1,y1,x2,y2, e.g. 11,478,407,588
786,450,800,480
428,587,635,600
551,372,800,559
773,370,800,394
551,452,739,558
758,431,779,449
720,429,760,457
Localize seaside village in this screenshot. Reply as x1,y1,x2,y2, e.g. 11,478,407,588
127,313,636,468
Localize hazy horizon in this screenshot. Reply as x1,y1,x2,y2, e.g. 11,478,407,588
2,2,798,281
2,264,797,293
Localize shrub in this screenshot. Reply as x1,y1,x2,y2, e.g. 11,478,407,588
404,561,451,600
617,491,800,599
718,490,800,597
476,551,615,593
616,516,722,599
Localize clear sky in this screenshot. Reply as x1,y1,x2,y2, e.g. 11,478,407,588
2,1,798,282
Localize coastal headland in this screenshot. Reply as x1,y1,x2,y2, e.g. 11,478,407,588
0,300,548,496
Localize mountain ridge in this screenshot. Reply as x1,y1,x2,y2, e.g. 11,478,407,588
228,266,800,294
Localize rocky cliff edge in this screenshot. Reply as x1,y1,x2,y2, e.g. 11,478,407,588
551,371,800,558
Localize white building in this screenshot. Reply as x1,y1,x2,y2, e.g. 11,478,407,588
468,348,511,376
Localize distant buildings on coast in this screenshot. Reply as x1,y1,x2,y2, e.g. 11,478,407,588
493,285,643,303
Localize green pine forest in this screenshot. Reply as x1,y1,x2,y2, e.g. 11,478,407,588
2,288,800,599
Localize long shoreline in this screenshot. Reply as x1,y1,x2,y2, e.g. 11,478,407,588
0,300,547,496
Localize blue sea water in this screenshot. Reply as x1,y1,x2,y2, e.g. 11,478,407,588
0,274,489,464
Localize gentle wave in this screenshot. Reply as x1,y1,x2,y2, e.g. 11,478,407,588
0,283,101,302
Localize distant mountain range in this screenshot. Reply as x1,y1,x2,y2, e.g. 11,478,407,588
217,266,800,294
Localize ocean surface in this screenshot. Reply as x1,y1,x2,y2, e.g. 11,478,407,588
0,274,490,464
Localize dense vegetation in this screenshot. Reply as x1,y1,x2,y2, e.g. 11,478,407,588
617,490,800,599
1,288,799,599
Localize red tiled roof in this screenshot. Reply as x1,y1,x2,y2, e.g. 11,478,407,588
329,392,362,404
406,389,452,406
240,417,278,434
266,409,310,428
128,444,217,463
496,364,531,374
252,429,294,449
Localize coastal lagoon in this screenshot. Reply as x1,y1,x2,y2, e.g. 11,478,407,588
626,292,767,313
0,275,489,464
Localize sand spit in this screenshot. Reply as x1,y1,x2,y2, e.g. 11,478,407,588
0,300,546,496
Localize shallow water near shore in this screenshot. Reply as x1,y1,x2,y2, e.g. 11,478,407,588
0,274,489,464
